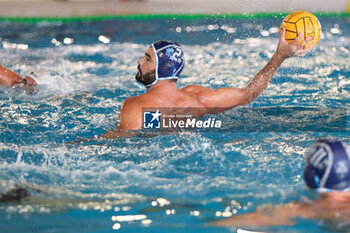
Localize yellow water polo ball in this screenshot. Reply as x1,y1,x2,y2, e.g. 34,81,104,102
280,11,322,49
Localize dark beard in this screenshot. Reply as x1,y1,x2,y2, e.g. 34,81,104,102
135,66,156,87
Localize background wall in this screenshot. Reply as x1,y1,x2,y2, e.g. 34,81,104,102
0,0,347,17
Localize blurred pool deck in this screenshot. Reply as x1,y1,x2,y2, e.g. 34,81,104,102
0,0,348,18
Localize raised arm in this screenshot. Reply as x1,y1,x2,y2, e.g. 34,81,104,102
187,30,310,112
243,30,310,104
0,64,24,86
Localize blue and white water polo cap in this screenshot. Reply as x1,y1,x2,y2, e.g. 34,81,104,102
304,139,350,192
149,40,185,86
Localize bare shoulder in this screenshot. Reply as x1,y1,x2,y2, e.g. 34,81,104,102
119,94,160,130
122,94,150,107
182,85,211,94
181,85,215,103
122,95,141,105
121,95,150,115
119,96,145,130
120,97,138,113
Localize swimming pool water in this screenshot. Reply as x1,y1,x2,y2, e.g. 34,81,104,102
0,16,349,233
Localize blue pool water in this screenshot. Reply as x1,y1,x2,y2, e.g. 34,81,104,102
0,16,349,233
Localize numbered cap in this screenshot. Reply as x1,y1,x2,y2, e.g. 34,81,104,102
151,40,185,80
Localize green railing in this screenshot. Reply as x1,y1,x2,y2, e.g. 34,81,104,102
0,12,349,23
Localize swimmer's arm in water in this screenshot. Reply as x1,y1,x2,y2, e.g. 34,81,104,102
210,202,313,227
0,64,24,86
184,30,311,113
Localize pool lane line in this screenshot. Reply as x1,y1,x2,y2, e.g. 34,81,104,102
0,12,349,23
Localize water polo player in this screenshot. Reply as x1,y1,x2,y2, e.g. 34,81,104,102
104,30,310,136
0,31,311,136
211,139,350,227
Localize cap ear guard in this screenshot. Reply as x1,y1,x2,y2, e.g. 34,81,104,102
304,164,319,189
158,60,176,78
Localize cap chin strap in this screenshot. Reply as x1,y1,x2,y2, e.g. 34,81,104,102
134,76,178,91
133,81,147,91
146,76,178,88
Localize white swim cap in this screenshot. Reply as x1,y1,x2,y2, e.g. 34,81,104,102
26,70,57,89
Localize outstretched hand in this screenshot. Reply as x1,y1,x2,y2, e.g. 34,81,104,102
276,28,313,59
